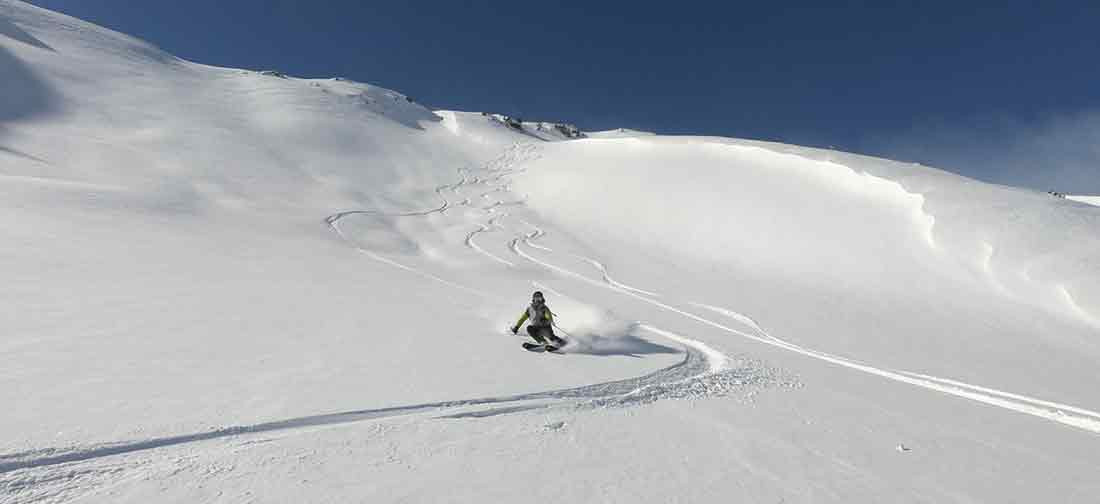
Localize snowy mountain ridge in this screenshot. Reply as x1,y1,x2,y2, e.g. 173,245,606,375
1068,194,1100,207
3,1,1100,502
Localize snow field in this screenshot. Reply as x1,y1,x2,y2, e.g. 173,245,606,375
3,0,1100,501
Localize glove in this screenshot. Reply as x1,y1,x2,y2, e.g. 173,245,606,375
510,326,519,335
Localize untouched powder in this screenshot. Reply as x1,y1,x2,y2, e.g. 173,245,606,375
2,1,1100,502
1068,194,1100,207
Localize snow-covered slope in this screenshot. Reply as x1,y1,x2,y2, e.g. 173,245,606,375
3,1,1099,502
1068,194,1100,207
585,127,657,138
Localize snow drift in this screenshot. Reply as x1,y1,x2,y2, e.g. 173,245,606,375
515,136,1100,329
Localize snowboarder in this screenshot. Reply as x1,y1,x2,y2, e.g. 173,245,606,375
511,291,565,348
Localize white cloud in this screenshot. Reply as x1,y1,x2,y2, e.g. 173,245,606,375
864,110,1100,194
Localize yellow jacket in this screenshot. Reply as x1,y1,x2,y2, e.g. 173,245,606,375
515,304,553,329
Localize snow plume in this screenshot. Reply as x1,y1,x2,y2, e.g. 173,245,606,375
526,286,679,357
559,319,680,358
866,109,1100,194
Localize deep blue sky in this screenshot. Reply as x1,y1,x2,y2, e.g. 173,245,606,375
27,0,1100,192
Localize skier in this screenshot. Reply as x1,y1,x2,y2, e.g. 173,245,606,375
511,291,565,348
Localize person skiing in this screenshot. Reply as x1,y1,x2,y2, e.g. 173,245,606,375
511,291,565,347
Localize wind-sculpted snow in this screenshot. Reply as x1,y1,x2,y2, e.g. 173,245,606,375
513,136,1100,329
0,13,59,130
1067,195,1100,207
514,138,942,291
714,138,1100,328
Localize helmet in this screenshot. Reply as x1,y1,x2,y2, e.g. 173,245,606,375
532,291,545,304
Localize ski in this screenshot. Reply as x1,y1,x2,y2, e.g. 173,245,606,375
522,341,565,353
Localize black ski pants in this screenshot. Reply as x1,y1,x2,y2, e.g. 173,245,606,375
526,325,558,343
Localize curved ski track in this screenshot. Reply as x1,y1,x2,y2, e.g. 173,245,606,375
332,141,1100,436
9,141,1100,500
0,328,755,476
497,145,1100,435
0,143,760,500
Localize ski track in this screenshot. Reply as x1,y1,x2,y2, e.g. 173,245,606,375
693,304,1100,433
337,142,1100,436
464,223,515,268
507,225,1100,434
581,255,660,296
514,219,658,296
0,143,761,501
13,140,1098,500
0,323,760,493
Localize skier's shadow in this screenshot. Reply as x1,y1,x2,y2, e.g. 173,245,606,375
0,341,697,474
562,332,680,358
